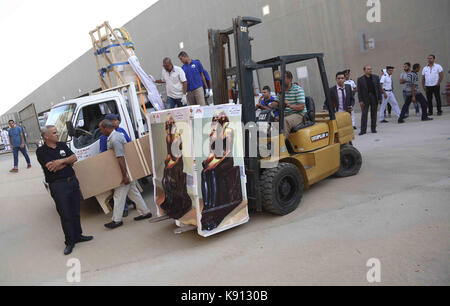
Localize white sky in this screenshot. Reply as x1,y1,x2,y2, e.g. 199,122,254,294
0,0,159,115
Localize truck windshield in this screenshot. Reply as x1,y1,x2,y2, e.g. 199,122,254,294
45,104,76,142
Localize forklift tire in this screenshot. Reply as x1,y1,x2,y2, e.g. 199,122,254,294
260,163,304,215
335,144,362,177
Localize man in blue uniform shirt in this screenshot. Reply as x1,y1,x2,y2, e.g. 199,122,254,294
99,114,131,153
178,51,208,106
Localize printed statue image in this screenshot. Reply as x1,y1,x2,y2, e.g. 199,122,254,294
160,115,192,219
201,111,243,231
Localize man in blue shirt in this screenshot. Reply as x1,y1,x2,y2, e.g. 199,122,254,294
99,114,131,153
8,120,31,173
178,51,208,106
99,114,133,217
256,86,279,117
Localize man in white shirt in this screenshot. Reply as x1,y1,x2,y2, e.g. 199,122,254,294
155,58,187,109
344,69,357,130
422,55,444,116
379,66,401,123
1,128,11,151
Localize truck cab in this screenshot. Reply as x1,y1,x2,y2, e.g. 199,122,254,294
45,82,148,161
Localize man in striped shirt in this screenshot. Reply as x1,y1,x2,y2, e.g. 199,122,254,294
279,71,307,139
398,63,432,123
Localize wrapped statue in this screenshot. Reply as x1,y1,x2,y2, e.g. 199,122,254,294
159,115,192,219
201,111,243,231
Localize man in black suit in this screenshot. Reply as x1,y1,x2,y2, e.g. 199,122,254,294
357,66,382,135
325,71,355,113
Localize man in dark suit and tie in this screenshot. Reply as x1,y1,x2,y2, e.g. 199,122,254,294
325,71,355,114
357,66,382,135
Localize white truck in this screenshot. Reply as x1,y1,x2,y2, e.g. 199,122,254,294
45,82,150,161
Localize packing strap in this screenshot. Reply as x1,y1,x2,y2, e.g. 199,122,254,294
94,42,135,55
99,62,130,77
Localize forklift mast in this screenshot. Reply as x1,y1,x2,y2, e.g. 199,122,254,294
208,16,261,122
208,16,263,211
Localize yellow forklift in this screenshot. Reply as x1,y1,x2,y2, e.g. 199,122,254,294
208,16,362,215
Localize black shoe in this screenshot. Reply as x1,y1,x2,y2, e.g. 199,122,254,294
123,210,129,218
358,132,366,136
404,115,409,119
104,221,123,229
437,111,443,116
422,117,433,121
134,213,153,221
428,112,433,116
372,130,377,134
398,119,405,124
64,244,74,256
380,120,389,123
353,126,357,130
76,235,93,243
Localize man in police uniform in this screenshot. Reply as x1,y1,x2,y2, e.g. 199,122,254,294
379,66,401,123
36,126,93,255
344,69,358,130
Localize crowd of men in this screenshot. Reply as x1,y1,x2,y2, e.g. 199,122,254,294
253,54,444,138
335,54,443,135
149,52,445,139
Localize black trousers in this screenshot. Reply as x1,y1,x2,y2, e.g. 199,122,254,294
425,86,442,114
399,93,429,121
360,93,378,133
49,177,82,246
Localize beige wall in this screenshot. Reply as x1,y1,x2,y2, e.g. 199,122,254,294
4,0,449,117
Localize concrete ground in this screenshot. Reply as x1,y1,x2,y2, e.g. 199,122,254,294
0,110,449,286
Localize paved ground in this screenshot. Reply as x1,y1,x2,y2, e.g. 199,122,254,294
0,110,449,286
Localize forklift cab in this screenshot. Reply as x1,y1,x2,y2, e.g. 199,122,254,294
209,16,360,215
250,54,336,154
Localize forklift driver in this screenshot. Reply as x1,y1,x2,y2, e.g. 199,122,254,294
279,71,307,139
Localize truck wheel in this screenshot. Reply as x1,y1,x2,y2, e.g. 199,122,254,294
335,144,362,177
260,163,304,215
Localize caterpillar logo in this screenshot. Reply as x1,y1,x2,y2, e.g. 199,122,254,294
311,132,329,143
